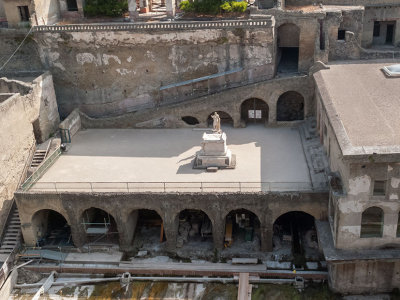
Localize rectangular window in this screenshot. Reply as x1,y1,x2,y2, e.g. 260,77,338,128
18,6,30,22
373,180,386,196
338,29,346,40
373,21,380,37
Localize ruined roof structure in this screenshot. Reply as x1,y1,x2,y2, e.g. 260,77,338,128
0,0,400,297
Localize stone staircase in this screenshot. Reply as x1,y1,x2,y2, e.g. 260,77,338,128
0,206,21,255
30,149,47,168
298,117,329,190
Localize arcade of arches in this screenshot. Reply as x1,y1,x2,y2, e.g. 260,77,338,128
26,206,319,259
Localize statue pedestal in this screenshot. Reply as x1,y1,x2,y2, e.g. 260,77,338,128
194,132,236,169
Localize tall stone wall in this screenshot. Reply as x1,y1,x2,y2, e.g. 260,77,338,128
0,73,59,224
0,29,43,74
34,25,275,118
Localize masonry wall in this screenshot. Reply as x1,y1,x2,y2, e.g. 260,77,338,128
34,26,276,118
328,260,400,294
0,73,59,222
32,0,60,25
2,0,34,27
0,28,43,74
15,191,329,252
80,75,315,128
362,6,400,48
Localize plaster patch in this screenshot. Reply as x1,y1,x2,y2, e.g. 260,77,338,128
145,50,156,62
339,200,363,213
116,69,135,76
390,193,399,200
392,177,400,188
103,54,121,65
76,53,102,66
53,62,65,71
340,225,359,237
127,56,132,63
388,165,393,171
348,175,371,196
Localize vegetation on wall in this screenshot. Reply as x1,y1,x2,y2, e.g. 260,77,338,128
84,0,128,17
179,0,247,14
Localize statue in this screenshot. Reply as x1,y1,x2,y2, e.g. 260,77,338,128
211,112,221,133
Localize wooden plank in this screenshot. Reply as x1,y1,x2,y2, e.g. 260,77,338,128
232,258,258,265
32,271,55,300
237,273,251,300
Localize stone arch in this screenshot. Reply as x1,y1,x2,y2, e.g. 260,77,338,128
277,23,300,73
240,98,269,125
80,207,120,245
31,209,74,247
276,91,304,121
174,209,214,249
224,208,261,250
361,206,384,238
181,116,200,125
128,209,166,248
207,111,234,127
273,211,317,267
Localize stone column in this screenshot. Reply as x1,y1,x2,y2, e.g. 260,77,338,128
119,210,138,252
166,0,176,18
260,224,273,251
128,0,138,19
212,218,225,250
70,222,86,248
164,218,178,253
140,0,150,13
76,0,85,17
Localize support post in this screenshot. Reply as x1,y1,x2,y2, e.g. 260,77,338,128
166,0,176,18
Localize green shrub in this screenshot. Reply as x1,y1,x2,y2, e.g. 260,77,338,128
84,0,128,17
220,1,247,13
220,1,232,12
180,0,222,14
231,0,247,12
179,0,195,12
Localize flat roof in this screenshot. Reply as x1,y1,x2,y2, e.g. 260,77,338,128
314,61,400,160
32,127,316,192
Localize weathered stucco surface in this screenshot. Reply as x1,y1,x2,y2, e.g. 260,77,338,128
35,27,275,118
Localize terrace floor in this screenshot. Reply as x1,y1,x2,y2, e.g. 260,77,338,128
32,126,326,192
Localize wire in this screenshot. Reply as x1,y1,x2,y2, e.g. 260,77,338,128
0,26,33,72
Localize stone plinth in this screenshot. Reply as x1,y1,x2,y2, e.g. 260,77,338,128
194,132,236,169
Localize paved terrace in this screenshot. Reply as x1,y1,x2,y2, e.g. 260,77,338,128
32,126,322,192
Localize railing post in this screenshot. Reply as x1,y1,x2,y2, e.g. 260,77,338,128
54,182,57,193
200,182,203,192
163,182,166,193
126,182,129,192
90,182,93,192
239,182,241,192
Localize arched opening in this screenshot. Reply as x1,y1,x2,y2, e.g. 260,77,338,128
182,116,199,125
224,209,261,252
207,111,234,128
273,211,317,268
132,209,166,252
361,207,383,238
240,98,269,125
81,208,119,245
31,209,73,248
67,0,78,11
177,210,213,250
277,24,300,73
277,91,304,121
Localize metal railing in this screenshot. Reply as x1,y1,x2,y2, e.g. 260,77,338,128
32,19,273,33
20,147,62,191
27,181,327,193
